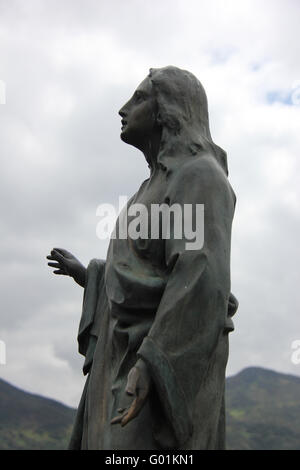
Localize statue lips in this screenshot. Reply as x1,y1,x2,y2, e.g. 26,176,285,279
121,119,127,131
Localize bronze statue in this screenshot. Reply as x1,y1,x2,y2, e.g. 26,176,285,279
47,66,238,450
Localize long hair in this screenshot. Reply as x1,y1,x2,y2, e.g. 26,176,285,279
149,66,228,175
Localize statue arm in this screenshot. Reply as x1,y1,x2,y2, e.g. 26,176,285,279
77,258,106,374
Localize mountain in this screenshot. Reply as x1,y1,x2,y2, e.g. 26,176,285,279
226,367,300,450
1,367,300,450
0,378,76,450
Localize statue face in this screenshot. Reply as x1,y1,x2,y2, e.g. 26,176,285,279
118,77,159,150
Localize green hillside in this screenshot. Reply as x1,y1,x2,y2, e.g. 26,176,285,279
226,367,300,450
0,378,75,449
1,367,300,449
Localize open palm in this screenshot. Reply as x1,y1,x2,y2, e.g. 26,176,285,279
47,248,86,287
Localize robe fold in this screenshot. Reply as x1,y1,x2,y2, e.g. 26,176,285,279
69,152,237,450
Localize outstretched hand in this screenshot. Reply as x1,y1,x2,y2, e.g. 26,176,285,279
46,248,86,287
111,359,151,427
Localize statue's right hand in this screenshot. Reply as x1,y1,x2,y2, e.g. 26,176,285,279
46,248,86,287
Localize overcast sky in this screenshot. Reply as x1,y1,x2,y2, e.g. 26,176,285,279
0,0,300,408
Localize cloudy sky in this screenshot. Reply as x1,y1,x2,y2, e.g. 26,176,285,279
0,0,300,408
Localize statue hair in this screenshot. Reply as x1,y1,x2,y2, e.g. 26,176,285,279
148,66,228,175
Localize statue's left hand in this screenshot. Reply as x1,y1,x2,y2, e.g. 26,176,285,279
111,359,151,427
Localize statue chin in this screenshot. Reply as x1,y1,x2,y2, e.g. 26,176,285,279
120,130,128,142
120,129,140,150
120,128,131,143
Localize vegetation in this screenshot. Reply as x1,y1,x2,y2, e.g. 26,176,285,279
226,367,300,450
1,366,300,449
0,378,75,449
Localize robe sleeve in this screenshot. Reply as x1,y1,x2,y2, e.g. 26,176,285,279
137,157,236,447
78,258,106,375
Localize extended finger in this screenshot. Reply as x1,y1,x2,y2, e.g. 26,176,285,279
54,269,67,275
111,395,145,427
48,251,61,262
48,262,61,268
111,411,127,425
121,397,144,427
53,248,71,258
51,249,65,262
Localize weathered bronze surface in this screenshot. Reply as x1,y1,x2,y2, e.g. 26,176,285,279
47,66,238,450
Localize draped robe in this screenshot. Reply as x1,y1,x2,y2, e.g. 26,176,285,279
69,151,237,450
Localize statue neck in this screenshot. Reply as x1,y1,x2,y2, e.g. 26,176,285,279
142,128,162,174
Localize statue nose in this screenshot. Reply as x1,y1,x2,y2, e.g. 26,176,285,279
119,107,127,118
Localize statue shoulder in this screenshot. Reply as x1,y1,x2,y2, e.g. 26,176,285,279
169,153,229,195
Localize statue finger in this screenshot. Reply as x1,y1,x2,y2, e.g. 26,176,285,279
51,249,65,263
54,269,67,275
48,262,61,268
121,397,143,427
53,248,72,258
111,410,127,425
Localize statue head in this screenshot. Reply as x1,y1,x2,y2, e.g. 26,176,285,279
119,66,228,175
